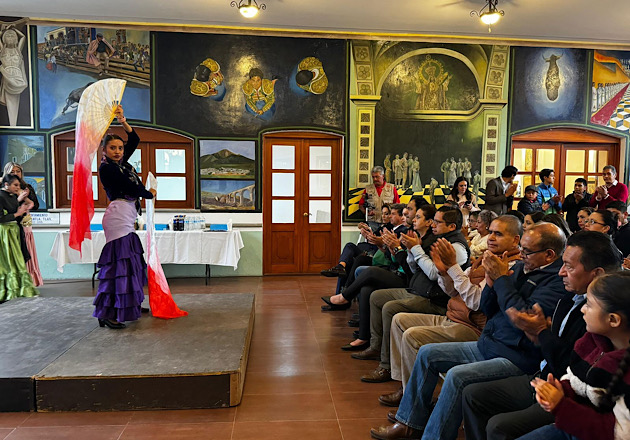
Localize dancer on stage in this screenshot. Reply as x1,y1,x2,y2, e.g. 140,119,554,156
0,173,38,301
93,106,155,329
3,162,43,286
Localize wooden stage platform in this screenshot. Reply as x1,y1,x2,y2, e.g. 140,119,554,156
0,294,254,412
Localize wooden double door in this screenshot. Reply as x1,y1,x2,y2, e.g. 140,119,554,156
262,132,342,274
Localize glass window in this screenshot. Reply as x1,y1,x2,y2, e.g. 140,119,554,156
128,150,142,173
155,177,187,200
309,174,331,197
272,145,295,170
309,146,332,170
155,149,185,173
588,175,599,194
598,151,609,171
565,176,581,197
513,148,533,172
309,200,331,223
513,175,532,198
536,149,555,172
272,173,295,197
565,150,585,173
272,200,294,223
588,150,597,173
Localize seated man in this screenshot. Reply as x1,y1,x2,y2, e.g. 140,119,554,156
607,200,630,257
350,207,470,374
370,223,568,440
462,230,622,440
379,215,522,407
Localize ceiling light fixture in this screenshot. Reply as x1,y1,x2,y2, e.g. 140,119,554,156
470,0,504,32
231,0,266,18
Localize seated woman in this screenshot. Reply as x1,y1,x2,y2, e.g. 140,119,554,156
446,177,478,227
469,210,497,260
523,211,545,231
0,174,38,301
584,210,617,237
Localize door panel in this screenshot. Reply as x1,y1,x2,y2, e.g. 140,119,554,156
263,133,341,274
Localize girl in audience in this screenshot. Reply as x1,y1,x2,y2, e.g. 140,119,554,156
585,210,617,236
519,271,630,440
469,209,497,259
3,162,43,286
381,204,391,227
0,174,38,301
92,106,156,329
577,207,595,231
523,211,544,231
542,213,572,238
446,176,478,227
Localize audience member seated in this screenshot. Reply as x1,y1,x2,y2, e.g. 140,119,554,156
462,231,622,440
470,210,498,259
563,177,591,232
517,185,542,215
542,213,572,238
607,200,630,257
351,206,471,380
517,271,630,440
584,209,617,237
466,211,480,243
506,209,525,223
523,211,544,231
370,223,568,440
589,165,628,211
576,207,594,231
378,216,522,408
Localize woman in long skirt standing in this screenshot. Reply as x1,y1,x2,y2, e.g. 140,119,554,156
3,162,43,286
93,106,155,329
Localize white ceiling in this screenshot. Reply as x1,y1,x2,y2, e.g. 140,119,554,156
5,0,630,48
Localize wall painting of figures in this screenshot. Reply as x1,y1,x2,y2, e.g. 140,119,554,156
0,19,33,128
0,135,46,208
590,50,630,132
199,140,255,180
155,32,346,137
200,179,256,211
510,47,587,133
36,26,151,129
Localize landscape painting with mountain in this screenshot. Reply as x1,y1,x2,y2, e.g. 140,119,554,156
199,139,255,179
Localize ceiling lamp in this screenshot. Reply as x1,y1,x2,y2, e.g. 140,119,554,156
470,0,504,32
231,0,266,18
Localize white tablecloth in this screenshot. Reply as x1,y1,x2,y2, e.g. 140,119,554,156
50,230,244,273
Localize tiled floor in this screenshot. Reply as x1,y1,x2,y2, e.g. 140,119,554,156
1,276,465,439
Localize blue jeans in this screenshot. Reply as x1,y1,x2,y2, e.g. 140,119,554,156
354,265,370,278
516,424,578,440
395,342,524,440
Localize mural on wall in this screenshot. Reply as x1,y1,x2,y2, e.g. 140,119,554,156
156,32,346,137
590,50,630,132
510,47,587,132
378,53,479,119
199,139,255,179
0,19,33,128
36,26,151,129
190,58,226,100
200,179,255,211
0,135,46,208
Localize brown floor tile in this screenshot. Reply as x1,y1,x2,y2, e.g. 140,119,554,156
119,422,233,440
246,351,324,374
235,393,336,422
21,411,133,427
313,326,359,340
0,414,30,429
321,352,379,372
316,336,363,353
338,418,390,440
332,391,393,419
326,369,401,394
4,425,125,440
0,429,14,440
243,371,329,395
232,420,342,440
128,408,236,424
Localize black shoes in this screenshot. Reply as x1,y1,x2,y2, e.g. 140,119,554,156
98,319,126,329
321,264,346,277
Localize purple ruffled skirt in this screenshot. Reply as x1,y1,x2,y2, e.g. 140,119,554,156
93,200,146,322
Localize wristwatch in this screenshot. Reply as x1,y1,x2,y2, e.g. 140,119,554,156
394,246,404,253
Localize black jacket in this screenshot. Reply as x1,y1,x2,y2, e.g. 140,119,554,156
563,192,592,232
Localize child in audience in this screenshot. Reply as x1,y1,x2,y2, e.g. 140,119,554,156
518,185,542,215
518,271,630,440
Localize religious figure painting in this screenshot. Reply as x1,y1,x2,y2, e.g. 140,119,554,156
36,26,151,129
0,20,33,128
415,55,452,110
200,179,256,211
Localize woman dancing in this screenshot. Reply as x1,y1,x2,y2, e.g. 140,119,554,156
93,106,155,329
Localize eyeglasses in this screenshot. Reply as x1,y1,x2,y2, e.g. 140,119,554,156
518,246,548,257
587,219,606,226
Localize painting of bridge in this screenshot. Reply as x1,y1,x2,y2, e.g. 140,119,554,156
200,179,256,211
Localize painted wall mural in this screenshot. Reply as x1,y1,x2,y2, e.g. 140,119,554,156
0,20,33,128
155,32,346,137
0,135,46,208
199,139,255,179
36,26,151,129
510,47,587,132
590,50,630,132
200,179,256,211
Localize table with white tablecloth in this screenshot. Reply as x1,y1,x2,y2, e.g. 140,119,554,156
50,230,244,285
